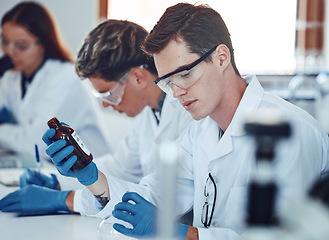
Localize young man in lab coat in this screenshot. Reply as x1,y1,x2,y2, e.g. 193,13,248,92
0,20,193,216
20,3,329,240
115,3,328,239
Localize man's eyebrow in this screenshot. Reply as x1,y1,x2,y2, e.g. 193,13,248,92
173,63,191,73
160,62,193,79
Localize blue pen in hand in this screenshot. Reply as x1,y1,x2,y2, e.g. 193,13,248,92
35,144,43,183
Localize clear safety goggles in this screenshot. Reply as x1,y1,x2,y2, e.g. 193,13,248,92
1,37,39,53
92,71,130,105
154,44,219,93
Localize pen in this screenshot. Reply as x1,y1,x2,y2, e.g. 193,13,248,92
35,144,42,181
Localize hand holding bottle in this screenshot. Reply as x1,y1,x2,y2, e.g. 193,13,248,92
46,118,93,171
42,124,98,186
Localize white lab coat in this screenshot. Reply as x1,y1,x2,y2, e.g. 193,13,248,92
0,59,111,160
73,93,194,214
76,75,329,239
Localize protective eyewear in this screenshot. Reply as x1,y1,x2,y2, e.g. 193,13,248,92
201,173,217,228
92,71,130,105
154,44,219,93
1,37,39,53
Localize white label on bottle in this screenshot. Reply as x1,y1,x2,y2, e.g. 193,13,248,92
71,131,91,155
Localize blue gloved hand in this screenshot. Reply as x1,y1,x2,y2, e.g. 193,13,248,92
0,185,70,214
19,168,59,189
0,106,16,124
177,223,189,240
112,192,157,238
112,192,189,239
42,128,98,186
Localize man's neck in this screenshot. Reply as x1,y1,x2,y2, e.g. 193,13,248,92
211,76,247,132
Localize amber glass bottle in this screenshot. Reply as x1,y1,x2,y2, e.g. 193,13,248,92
47,117,93,171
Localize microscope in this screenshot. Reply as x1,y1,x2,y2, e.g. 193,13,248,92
0,55,14,77
239,111,329,240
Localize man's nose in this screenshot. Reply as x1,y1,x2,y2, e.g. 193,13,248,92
171,84,187,98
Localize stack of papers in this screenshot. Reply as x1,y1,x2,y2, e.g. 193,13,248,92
0,168,24,186
0,150,37,186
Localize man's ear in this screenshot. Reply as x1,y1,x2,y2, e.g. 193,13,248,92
130,67,148,88
215,44,230,68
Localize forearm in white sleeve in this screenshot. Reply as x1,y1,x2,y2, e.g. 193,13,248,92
74,171,159,219
73,188,103,216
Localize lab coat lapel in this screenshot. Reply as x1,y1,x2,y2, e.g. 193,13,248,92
199,117,233,161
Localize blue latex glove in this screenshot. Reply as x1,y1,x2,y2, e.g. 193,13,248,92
42,128,98,186
177,223,189,240
0,106,16,124
20,168,59,189
0,185,70,214
112,192,189,239
112,192,158,238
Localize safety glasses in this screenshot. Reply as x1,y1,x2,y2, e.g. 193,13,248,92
154,44,219,93
92,71,130,105
201,173,217,228
1,37,39,53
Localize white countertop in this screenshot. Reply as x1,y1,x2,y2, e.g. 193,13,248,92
0,184,102,240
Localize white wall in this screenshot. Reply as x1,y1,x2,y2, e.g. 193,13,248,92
0,0,98,55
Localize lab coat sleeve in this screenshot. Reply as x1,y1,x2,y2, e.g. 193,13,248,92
0,72,12,108
74,152,194,218
73,188,102,216
74,171,160,218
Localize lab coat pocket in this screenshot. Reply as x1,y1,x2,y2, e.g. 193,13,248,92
224,186,248,232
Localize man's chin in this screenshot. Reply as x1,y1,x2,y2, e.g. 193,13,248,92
189,111,205,121
126,112,137,118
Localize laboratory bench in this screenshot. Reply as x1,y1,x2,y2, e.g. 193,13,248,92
0,151,103,240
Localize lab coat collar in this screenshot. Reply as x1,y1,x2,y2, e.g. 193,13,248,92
200,75,264,160
21,59,58,103
21,59,54,107
154,92,181,134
